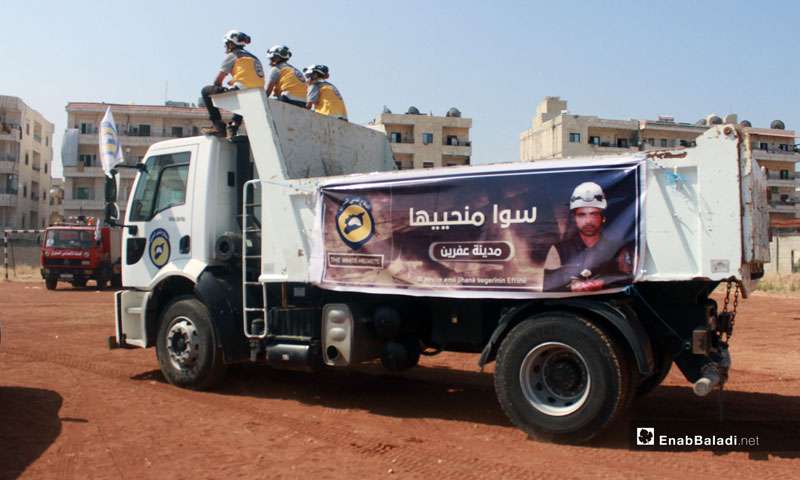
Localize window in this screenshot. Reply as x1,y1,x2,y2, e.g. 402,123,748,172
569,133,580,143
589,136,600,145
760,142,768,151
395,161,402,170
44,163,47,173
23,185,27,197
80,123,93,134
422,133,433,144
129,152,191,221
679,140,688,147
76,187,90,199
660,139,668,147
447,135,459,146
423,162,434,168
45,136,48,146
171,126,183,138
616,138,628,148
138,124,151,137
780,144,788,152
25,153,29,165
26,123,30,135
780,170,789,179
43,191,46,200
648,138,654,146
390,132,401,143
79,154,94,167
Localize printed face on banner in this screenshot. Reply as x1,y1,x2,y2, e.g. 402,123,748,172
316,161,643,298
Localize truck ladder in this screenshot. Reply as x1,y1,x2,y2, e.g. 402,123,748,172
242,180,268,340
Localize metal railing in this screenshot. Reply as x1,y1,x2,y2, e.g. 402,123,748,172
754,144,800,155
390,138,414,144
0,155,18,163
766,172,798,181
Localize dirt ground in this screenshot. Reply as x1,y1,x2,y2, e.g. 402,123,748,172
0,281,798,479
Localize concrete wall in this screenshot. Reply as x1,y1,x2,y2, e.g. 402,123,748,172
765,235,800,275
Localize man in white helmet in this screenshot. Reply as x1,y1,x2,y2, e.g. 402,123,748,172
201,30,265,137
265,45,307,107
543,181,633,292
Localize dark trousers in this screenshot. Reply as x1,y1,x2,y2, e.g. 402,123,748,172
279,95,307,108
201,85,243,126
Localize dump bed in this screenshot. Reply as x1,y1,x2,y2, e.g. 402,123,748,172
213,90,768,298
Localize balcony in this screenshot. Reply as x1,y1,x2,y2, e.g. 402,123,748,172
765,171,799,188
751,145,800,163
63,165,104,178
0,124,21,141
0,155,18,174
768,196,800,214
0,193,17,207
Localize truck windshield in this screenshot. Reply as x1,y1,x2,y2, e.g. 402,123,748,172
45,229,94,249
129,152,190,221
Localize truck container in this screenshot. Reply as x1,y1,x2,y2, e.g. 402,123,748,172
110,89,768,443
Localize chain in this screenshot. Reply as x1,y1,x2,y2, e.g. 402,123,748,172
721,281,740,342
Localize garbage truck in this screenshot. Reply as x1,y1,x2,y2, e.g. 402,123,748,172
108,89,768,444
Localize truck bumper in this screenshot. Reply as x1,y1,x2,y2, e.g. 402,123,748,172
41,267,95,281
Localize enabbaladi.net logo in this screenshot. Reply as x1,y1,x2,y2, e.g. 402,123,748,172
636,427,655,446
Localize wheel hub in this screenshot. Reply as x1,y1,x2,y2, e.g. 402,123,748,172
519,342,590,416
166,317,199,370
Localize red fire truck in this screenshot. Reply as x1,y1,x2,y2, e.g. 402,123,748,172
40,217,121,290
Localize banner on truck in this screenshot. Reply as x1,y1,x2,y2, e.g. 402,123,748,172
310,158,645,298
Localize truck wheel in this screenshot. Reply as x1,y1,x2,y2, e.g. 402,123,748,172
96,267,109,290
494,312,632,444
156,296,227,390
45,277,57,290
111,274,122,288
634,343,672,399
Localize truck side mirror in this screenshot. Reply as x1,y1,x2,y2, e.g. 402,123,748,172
104,170,118,202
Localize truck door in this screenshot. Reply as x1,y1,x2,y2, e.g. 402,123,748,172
122,147,195,288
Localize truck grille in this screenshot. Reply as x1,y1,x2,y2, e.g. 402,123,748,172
43,258,85,267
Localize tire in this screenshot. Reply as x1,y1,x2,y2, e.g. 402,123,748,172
156,296,227,390
111,273,122,288
634,342,673,399
96,267,109,290
494,312,632,444
72,279,88,288
45,277,57,290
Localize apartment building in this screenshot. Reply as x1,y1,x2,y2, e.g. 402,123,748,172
369,106,472,169
520,96,800,221
48,177,64,225
62,101,211,220
0,96,55,230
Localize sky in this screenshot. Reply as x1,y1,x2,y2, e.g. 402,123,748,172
2,0,799,178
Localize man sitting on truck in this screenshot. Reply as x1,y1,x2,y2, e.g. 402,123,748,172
201,30,266,138
304,64,348,121
265,45,307,108
542,182,633,292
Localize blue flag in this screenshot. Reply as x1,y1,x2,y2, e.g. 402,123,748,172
99,107,124,177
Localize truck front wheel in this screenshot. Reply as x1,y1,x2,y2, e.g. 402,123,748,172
156,296,227,390
494,312,632,444
45,277,57,290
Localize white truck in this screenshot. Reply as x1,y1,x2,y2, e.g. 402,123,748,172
109,89,768,444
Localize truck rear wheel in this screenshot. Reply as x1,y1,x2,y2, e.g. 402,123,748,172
96,267,109,290
156,296,227,390
634,342,672,399
494,312,632,444
45,277,57,290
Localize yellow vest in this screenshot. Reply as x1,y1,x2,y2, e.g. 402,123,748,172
275,64,307,102
228,50,265,89
310,81,348,120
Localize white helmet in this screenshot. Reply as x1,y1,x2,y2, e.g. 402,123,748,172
267,45,292,61
223,30,250,46
570,182,607,210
